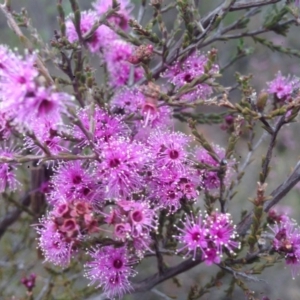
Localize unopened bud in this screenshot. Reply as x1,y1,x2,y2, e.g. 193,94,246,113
256,91,268,112
127,44,154,65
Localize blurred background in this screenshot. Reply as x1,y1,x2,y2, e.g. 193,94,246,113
1,1,300,299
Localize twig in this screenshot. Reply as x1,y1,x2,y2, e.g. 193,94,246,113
0,153,96,164
35,278,52,300
137,0,146,24
237,160,300,236
218,264,266,283
201,0,281,28
229,0,281,11
261,115,286,183
151,288,173,300
133,256,202,293
0,2,54,85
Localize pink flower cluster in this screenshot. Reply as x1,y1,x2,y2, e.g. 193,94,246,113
103,200,158,258
37,200,98,267
0,46,72,130
266,71,300,102
65,2,144,87
269,216,300,278
162,51,219,102
174,211,240,264
0,5,244,297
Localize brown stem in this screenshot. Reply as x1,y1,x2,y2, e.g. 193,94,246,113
0,192,32,240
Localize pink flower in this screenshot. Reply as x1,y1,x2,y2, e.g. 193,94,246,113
174,214,209,260
104,40,144,87
120,200,158,236
24,121,66,156
149,166,199,213
267,72,299,101
269,217,300,278
36,218,73,267
162,51,219,102
73,107,130,146
94,138,151,199
147,129,191,172
1,85,72,129
93,0,133,30
111,88,172,135
66,10,116,53
0,48,37,104
206,211,240,257
174,211,239,262
84,246,136,298
111,87,145,114
49,161,101,206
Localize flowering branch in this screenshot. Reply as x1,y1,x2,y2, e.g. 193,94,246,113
1,0,300,299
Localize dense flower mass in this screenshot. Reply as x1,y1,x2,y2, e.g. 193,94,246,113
4,36,239,295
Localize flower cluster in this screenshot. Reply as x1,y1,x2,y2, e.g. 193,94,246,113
1,0,300,298
0,46,72,131
162,51,219,102
103,200,158,258
174,211,240,264
36,200,98,267
269,216,300,278
266,71,300,102
65,2,143,87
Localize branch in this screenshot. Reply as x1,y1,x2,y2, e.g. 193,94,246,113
229,0,282,11
131,157,300,293
0,153,96,164
151,288,173,300
133,257,202,293
218,264,266,283
260,115,286,184
237,160,300,236
202,0,281,28
0,192,31,240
